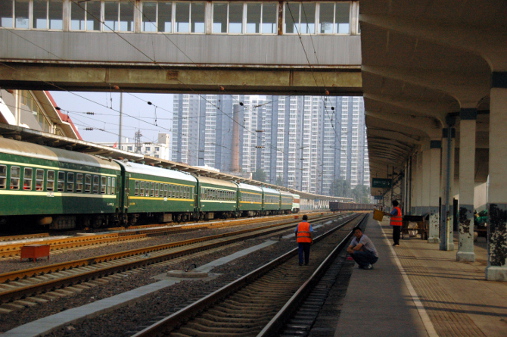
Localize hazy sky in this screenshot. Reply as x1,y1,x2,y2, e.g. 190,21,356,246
49,91,173,144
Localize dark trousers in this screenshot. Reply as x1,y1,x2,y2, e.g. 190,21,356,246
350,250,378,268
298,242,311,265
392,225,401,244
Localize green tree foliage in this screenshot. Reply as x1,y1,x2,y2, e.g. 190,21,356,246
252,168,266,182
329,178,351,198
275,175,284,187
352,184,372,203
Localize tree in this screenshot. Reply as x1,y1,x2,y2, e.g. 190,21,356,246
329,178,352,198
352,184,372,204
252,168,266,182
275,175,284,187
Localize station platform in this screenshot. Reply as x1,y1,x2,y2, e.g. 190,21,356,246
335,216,507,337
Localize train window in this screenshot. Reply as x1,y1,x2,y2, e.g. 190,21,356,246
76,173,83,192
0,165,6,189
163,184,168,198
57,171,65,192
92,175,99,194
23,167,33,190
47,170,55,191
10,166,20,190
150,182,154,197
100,176,107,194
67,172,74,192
101,176,107,194
84,174,91,193
134,180,139,196
35,169,44,191
111,177,116,194
140,181,145,196
155,183,159,197
107,177,111,194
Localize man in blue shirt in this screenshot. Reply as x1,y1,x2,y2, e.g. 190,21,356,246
347,226,378,270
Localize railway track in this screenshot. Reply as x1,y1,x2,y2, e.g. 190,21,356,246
0,214,339,311
0,214,319,259
132,214,366,337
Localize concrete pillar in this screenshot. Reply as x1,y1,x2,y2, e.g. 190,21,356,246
440,122,455,251
410,154,417,214
428,140,441,243
421,148,431,214
486,76,507,281
457,109,476,262
413,151,423,214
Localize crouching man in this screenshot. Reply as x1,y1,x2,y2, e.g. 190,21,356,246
347,226,378,270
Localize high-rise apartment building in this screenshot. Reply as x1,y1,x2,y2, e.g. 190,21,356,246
172,94,369,195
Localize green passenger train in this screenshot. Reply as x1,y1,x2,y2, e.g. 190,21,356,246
0,137,297,231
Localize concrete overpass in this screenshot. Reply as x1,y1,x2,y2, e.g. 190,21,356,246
0,1,361,95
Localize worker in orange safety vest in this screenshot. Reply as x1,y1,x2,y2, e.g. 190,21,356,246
384,200,403,246
294,215,313,266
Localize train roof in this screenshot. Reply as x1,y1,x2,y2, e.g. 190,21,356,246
197,176,237,188
262,186,281,194
117,160,197,183
280,190,293,197
0,137,121,171
237,182,262,192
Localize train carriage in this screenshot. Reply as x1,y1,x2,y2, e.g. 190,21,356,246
261,186,281,215
0,137,121,230
280,191,294,214
237,182,262,217
118,161,198,224
197,176,238,219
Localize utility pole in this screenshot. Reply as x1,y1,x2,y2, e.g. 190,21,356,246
118,92,123,148
135,129,142,154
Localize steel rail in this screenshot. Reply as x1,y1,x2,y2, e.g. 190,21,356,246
0,233,147,258
0,233,49,242
257,214,368,336
0,215,339,304
131,213,362,337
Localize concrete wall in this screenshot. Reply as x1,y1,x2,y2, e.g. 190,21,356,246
0,30,361,67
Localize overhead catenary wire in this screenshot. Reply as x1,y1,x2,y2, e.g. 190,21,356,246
1,1,354,161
